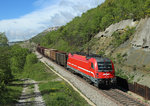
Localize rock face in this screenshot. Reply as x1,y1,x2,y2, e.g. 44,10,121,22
94,19,138,38
43,26,60,32
131,18,150,50
94,17,150,51
92,17,150,87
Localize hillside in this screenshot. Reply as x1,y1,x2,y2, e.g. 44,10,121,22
88,17,150,87
30,0,150,87
30,0,150,52
30,26,60,44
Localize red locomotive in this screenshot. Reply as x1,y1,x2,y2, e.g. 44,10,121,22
67,53,116,87
37,45,116,87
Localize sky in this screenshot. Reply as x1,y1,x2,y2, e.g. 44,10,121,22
0,0,104,42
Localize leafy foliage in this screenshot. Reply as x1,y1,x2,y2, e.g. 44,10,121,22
0,80,23,105
145,0,150,16
0,47,12,102
25,53,38,66
10,45,29,74
0,47,12,84
0,44,30,104
30,31,49,44
0,32,8,46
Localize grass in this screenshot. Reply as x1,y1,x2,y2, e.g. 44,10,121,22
39,81,89,106
116,69,128,79
116,68,135,83
0,80,23,105
19,62,90,106
20,62,57,81
0,56,90,105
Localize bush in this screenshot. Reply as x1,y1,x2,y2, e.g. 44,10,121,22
0,69,6,92
144,0,150,16
116,69,128,79
25,53,38,66
10,45,29,74
0,32,8,45
0,47,12,83
23,53,38,78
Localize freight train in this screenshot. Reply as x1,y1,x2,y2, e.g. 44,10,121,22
37,45,116,87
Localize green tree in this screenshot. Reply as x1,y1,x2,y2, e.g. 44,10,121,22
0,33,8,45
10,57,21,74
100,14,113,30
0,69,6,90
145,0,150,16
10,45,29,74
0,47,12,83
25,53,38,66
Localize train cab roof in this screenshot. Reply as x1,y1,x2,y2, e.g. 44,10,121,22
71,52,111,62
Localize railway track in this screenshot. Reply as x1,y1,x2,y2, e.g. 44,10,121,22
36,52,148,106
74,72,147,106
75,72,148,106
101,89,146,106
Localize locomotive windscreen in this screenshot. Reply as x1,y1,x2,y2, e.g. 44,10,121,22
97,62,112,72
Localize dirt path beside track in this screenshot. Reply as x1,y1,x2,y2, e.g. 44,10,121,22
16,79,45,106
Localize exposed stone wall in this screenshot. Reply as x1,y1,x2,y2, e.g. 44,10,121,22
131,17,150,50
95,17,150,51
94,19,138,38
43,26,60,32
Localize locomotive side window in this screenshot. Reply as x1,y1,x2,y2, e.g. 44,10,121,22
91,63,94,69
97,62,112,72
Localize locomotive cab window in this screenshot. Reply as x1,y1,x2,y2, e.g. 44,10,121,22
97,62,112,72
91,63,94,69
